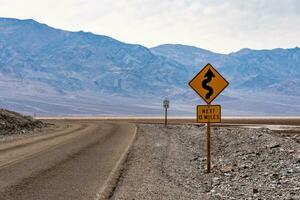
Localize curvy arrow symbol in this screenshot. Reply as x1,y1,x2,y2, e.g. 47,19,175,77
201,69,215,100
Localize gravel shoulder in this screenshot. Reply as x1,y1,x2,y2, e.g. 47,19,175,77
111,124,300,200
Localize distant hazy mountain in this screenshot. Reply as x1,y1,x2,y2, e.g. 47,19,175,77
0,18,188,96
151,44,223,67
151,44,300,95
0,17,300,115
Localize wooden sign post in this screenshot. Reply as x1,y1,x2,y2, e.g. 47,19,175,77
207,118,211,173
189,63,229,173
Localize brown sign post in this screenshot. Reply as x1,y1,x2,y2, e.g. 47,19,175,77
207,110,211,173
189,63,229,173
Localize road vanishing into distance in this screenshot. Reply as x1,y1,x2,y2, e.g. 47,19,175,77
0,120,136,200
1,117,300,200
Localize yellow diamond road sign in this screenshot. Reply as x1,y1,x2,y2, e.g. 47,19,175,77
189,63,229,104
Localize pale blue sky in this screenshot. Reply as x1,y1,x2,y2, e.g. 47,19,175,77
0,0,299,53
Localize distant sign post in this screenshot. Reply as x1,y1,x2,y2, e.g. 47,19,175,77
189,63,229,173
163,99,169,126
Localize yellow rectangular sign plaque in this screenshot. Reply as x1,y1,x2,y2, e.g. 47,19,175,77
197,105,221,123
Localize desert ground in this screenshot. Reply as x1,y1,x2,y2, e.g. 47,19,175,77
0,116,300,199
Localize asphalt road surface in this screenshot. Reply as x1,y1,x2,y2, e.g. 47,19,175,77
0,120,136,200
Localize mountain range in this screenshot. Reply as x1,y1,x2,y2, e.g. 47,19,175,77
0,17,300,116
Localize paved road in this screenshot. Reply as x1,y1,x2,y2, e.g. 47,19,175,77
0,120,136,200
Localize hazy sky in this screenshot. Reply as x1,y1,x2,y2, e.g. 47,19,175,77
1,0,299,53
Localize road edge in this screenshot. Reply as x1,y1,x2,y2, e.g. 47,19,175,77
95,124,137,200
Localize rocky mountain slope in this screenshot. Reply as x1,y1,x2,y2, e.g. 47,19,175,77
0,18,187,97
151,44,300,94
0,108,43,135
0,17,300,115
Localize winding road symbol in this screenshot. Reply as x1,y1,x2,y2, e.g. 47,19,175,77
188,63,229,104
201,69,215,100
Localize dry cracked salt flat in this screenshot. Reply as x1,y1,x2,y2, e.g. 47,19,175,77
111,124,300,200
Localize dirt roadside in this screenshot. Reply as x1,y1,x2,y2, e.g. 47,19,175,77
111,124,300,200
